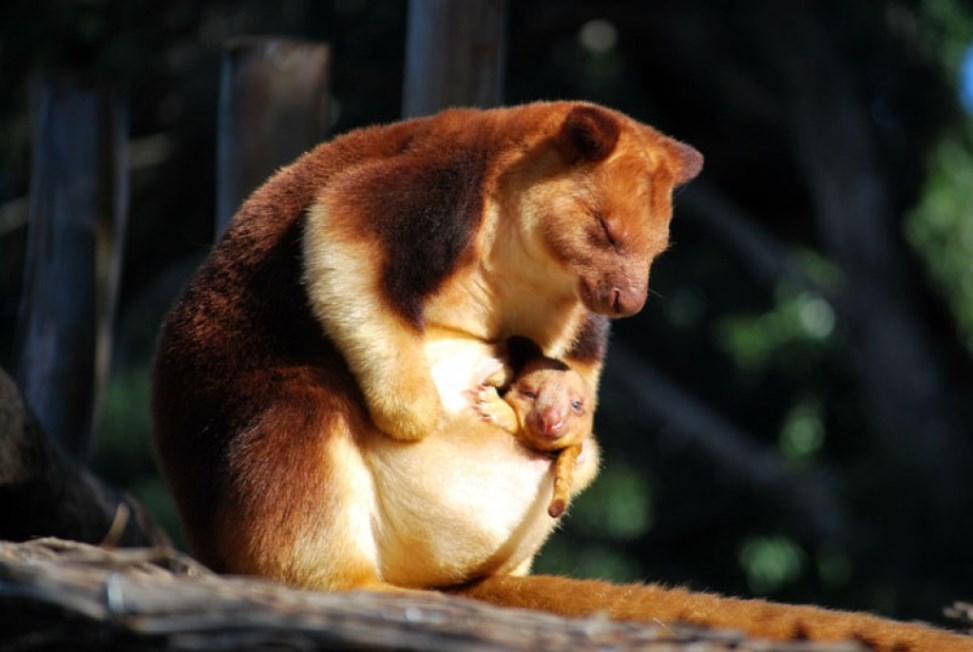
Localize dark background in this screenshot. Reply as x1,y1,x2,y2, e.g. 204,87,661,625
2,0,972,628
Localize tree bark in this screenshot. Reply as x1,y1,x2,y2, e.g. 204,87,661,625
0,538,865,652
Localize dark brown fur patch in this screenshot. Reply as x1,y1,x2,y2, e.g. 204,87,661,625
353,149,490,328
566,313,611,363
152,215,349,569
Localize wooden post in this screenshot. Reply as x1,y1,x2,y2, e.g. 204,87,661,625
402,0,507,118
15,76,128,459
215,37,332,235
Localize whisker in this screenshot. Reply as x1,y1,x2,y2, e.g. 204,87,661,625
672,185,691,200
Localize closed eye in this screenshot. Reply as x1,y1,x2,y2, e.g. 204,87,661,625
520,389,538,400
596,212,618,250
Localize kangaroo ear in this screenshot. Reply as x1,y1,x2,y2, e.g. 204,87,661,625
554,105,621,163
670,140,704,185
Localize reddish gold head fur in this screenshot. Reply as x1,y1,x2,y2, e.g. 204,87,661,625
497,104,702,318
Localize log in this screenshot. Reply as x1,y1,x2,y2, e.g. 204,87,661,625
0,538,864,652
402,0,507,117
215,37,332,235
15,75,128,458
946,603,973,631
0,367,168,548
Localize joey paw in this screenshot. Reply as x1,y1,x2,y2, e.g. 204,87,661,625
470,384,518,433
471,385,501,421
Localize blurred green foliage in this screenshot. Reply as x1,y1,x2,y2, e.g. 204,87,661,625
534,462,654,580
717,286,836,373
905,0,973,353
908,126,973,353
739,535,807,595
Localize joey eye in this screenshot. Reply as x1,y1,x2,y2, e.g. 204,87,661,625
520,389,538,400
570,400,584,412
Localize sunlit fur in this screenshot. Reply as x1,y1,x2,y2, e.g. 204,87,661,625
151,102,970,650
301,103,699,444
158,102,668,592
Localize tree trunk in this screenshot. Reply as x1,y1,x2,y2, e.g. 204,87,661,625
215,37,332,235
402,0,507,117
15,75,128,459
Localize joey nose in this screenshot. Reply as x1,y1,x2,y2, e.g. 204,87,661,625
537,407,565,438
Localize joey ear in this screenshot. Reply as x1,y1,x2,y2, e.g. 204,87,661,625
555,105,621,163
669,140,704,185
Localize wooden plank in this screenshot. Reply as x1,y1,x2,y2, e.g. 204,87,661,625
215,37,332,235
402,0,507,117
14,75,128,459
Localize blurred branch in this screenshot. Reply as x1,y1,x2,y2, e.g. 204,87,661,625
604,343,850,547
679,183,830,299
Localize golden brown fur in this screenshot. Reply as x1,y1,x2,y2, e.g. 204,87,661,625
152,102,971,650
298,102,699,443
455,575,972,651
154,102,662,588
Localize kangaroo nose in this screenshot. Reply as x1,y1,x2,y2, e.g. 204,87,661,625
610,283,646,316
